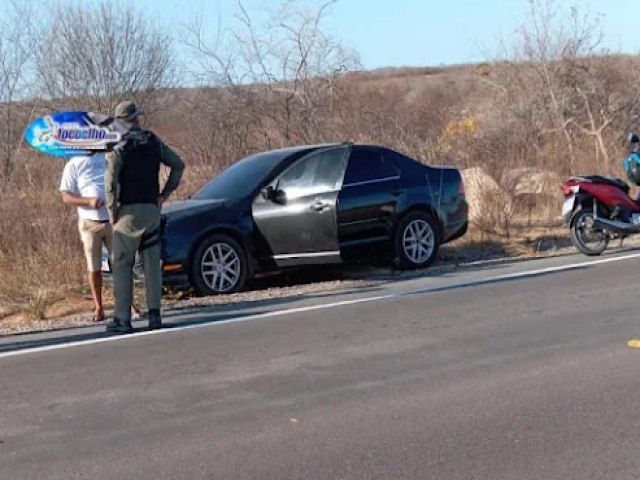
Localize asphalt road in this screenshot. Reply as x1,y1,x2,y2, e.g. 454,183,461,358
2,251,640,479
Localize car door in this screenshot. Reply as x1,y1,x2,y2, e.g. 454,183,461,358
337,146,403,247
252,146,350,267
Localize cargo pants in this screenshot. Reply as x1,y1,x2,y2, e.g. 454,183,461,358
112,204,162,322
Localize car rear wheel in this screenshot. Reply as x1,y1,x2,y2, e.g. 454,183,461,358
394,211,439,269
191,234,248,295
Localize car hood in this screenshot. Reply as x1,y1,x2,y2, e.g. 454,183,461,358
161,198,225,217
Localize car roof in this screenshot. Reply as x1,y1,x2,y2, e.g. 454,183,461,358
259,142,418,162
261,143,344,156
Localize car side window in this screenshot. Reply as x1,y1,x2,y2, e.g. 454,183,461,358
343,148,400,186
277,147,347,198
382,149,409,167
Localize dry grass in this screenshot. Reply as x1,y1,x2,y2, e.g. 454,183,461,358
0,183,86,319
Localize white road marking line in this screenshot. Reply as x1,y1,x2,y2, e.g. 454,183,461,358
1,252,639,360
408,251,640,294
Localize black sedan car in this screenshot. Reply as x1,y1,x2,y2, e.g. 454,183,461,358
160,143,468,295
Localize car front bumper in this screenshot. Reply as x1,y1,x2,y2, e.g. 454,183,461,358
162,266,190,289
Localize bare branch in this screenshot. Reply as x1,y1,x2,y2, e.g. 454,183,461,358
34,1,178,117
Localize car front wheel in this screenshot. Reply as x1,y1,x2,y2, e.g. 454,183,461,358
394,211,439,269
191,234,248,295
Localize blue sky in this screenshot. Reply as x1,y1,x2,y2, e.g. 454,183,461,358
139,0,640,68
7,0,640,68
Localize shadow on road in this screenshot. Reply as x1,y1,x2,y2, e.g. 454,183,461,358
0,285,388,354
0,309,275,355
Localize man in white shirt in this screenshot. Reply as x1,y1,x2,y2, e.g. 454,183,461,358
60,152,114,322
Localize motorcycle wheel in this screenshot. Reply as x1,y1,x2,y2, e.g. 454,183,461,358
570,208,609,256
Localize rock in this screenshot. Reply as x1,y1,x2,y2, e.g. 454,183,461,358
501,167,562,196
461,167,513,223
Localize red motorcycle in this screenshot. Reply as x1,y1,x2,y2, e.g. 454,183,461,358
561,133,640,256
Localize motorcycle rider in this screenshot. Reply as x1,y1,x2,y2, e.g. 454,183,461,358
622,133,640,212
623,139,640,198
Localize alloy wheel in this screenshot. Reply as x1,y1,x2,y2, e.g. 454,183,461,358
402,219,435,265
200,242,241,293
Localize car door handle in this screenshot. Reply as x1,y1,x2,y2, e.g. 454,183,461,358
392,188,406,196
310,201,330,211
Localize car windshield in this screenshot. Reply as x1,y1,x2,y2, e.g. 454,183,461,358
192,149,294,200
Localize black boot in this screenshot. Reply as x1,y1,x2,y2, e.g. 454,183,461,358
148,309,162,330
105,318,134,334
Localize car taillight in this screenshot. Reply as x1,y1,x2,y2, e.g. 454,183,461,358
459,180,465,197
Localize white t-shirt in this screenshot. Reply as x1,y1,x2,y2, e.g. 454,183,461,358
59,154,110,221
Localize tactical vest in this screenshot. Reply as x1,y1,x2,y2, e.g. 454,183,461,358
118,131,162,205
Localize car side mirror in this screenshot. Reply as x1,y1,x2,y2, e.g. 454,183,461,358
261,186,274,201
262,185,287,204
272,188,287,205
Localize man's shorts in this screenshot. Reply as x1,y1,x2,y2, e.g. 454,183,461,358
78,219,113,272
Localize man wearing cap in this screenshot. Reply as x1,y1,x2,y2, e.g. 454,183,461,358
104,101,185,333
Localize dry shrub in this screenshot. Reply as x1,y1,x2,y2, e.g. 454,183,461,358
473,189,517,237
172,162,225,199
0,262,58,320
0,180,85,318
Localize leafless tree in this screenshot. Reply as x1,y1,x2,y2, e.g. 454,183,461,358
33,1,178,118
183,0,360,156
480,0,637,176
0,1,35,181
